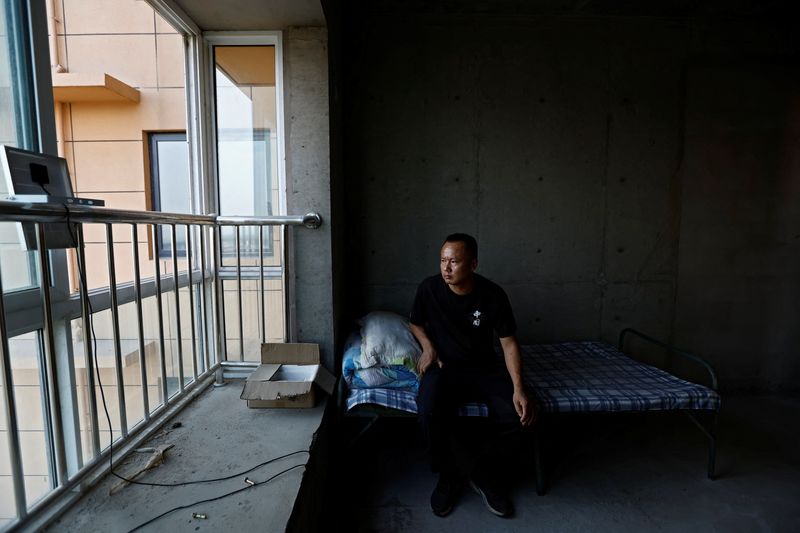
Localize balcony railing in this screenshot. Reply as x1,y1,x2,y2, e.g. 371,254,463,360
0,200,321,531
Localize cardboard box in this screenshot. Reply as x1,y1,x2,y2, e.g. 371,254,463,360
240,342,336,408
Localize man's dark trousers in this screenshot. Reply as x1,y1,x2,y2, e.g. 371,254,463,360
417,363,525,483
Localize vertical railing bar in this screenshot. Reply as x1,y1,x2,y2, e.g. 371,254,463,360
281,224,291,342
236,226,244,361
36,330,58,490
259,225,265,344
186,225,198,380
105,224,128,438
35,224,68,484
76,225,101,457
171,224,185,392
152,224,169,405
0,251,29,517
199,227,210,373
131,224,150,421
214,225,227,365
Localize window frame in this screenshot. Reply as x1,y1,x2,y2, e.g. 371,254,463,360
204,32,287,219
1,0,72,521
204,32,289,340
147,130,190,259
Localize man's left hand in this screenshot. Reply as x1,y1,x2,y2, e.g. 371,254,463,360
513,388,535,426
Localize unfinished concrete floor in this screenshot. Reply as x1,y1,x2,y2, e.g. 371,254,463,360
46,391,799,532
49,382,325,533
339,394,800,532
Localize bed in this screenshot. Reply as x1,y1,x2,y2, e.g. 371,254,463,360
338,328,721,494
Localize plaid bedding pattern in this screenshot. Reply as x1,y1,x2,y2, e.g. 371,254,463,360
345,341,720,414
345,388,488,416
521,342,720,413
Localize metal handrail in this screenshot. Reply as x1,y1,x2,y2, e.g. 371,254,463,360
0,202,322,530
217,214,322,228
0,199,322,228
617,328,719,391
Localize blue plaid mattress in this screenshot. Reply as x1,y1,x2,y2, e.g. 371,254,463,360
345,388,488,416
521,342,720,412
345,341,720,414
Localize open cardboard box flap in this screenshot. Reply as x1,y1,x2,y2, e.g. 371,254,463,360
261,342,321,364
240,343,336,404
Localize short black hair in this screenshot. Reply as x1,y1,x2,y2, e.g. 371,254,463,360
443,233,478,261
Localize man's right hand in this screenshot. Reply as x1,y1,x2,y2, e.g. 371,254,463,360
410,323,442,375
417,348,442,375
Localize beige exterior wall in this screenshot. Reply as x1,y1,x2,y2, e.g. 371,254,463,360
49,0,186,292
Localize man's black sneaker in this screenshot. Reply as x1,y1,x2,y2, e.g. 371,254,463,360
469,478,514,518
430,474,459,517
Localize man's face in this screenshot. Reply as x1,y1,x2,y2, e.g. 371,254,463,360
440,241,476,288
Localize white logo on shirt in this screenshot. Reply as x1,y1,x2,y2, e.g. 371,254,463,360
472,310,482,326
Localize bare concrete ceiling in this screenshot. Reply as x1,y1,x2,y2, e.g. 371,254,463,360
167,0,795,31
172,0,325,31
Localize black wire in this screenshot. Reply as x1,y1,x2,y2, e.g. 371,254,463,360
65,205,309,489
38,181,53,196
113,449,309,487
70,208,126,483
127,462,306,533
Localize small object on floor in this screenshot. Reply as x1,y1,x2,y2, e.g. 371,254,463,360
192,512,207,520
172,422,183,429
244,477,256,486
430,473,459,517
469,478,514,518
109,444,175,495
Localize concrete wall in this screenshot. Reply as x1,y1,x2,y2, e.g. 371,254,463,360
674,20,800,391
339,9,799,390
283,26,335,368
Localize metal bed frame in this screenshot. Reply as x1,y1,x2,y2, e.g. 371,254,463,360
337,328,721,496
531,328,720,495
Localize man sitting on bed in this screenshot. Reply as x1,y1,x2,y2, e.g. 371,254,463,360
409,233,535,519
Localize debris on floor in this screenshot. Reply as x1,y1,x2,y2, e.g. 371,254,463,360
109,444,175,495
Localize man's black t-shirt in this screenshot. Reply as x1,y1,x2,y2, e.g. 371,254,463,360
409,273,517,367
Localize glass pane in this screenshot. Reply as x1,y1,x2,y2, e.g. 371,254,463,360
214,46,277,219
0,338,17,529
83,308,123,450
55,5,189,295
0,0,35,149
178,281,195,383
222,279,240,360
213,46,285,346
0,0,16,147
7,332,51,508
219,223,285,354
162,289,180,398
0,222,37,292
151,135,190,258
69,317,96,464
70,296,151,461
156,139,191,214
116,301,146,430
159,224,187,261
0,0,38,294
0,346,18,527
192,283,205,374
140,292,166,415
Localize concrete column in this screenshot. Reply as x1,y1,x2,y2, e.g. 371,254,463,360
283,27,334,369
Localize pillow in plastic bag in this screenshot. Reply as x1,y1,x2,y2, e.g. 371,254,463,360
358,311,421,370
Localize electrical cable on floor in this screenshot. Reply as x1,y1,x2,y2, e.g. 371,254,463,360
126,462,307,532
63,207,310,519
